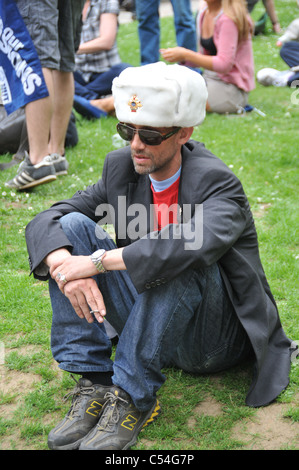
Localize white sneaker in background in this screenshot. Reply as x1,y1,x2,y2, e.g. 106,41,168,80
257,68,294,87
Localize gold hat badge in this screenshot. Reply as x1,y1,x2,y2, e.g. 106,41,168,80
128,95,142,112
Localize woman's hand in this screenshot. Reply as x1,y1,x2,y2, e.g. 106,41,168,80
160,47,188,63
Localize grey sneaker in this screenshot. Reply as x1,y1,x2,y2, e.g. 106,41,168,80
5,152,56,190
48,378,111,450
79,386,161,450
48,153,69,176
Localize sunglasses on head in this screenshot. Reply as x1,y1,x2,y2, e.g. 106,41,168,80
116,122,181,146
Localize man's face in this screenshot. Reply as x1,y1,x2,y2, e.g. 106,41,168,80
129,124,183,180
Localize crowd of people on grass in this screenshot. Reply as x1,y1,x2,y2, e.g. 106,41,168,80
1,0,298,188
0,0,297,452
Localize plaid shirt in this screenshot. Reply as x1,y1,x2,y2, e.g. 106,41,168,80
75,0,121,81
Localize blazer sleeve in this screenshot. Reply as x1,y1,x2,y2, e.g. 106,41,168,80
25,157,109,279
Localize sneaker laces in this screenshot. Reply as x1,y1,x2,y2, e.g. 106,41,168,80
96,391,129,433
45,153,65,163
63,376,97,419
44,154,58,163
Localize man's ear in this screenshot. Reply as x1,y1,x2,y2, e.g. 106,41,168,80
177,127,194,145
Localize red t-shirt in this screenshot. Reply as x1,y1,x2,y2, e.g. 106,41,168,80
151,177,180,231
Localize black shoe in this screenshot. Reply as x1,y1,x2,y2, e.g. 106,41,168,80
48,378,111,450
79,386,161,450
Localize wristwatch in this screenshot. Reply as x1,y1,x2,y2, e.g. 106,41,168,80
90,249,107,273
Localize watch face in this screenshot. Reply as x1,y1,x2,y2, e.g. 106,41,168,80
91,249,107,273
93,249,105,258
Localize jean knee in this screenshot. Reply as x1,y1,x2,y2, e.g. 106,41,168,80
59,213,90,236
60,213,116,253
60,212,89,227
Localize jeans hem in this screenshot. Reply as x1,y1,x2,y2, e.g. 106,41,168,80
57,363,114,374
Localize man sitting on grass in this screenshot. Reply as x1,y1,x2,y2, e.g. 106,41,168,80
25,62,293,451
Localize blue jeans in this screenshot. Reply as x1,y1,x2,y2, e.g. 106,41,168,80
135,0,197,65
49,213,251,411
74,63,131,99
280,42,299,86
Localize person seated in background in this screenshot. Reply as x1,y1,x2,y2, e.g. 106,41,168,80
135,0,197,66
72,95,117,120
161,0,255,114
257,15,299,87
73,0,131,118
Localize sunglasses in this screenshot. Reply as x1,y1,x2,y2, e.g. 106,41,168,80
116,122,181,146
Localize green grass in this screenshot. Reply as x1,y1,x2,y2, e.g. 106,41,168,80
0,1,298,450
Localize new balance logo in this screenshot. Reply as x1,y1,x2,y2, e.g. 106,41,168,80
86,400,103,417
121,414,138,431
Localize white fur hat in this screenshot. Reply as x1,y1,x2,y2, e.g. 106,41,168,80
112,62,208,128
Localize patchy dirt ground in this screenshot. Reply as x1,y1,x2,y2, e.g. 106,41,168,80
1,362,298,450
0,365,40,450
232,401,299,450
192,393,299,450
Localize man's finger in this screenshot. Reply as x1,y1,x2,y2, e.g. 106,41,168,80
86,285,106,323
89,309,105,323
64,283,94,323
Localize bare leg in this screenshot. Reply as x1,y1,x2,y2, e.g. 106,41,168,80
25,68,54,165
49,71,74,156
25,69,74,162
90,96,115,115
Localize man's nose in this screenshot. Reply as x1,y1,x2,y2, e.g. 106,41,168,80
130,130,145,149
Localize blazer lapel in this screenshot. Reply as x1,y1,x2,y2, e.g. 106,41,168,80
178,145,196,222
126,175,153,240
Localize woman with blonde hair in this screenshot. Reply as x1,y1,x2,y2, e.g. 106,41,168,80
161,0,255,114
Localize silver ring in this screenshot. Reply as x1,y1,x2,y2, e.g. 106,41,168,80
57,272,67,283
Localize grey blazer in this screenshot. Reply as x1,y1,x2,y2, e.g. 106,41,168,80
25,140,293,407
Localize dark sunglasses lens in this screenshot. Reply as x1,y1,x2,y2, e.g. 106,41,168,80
117,123,163,145
117,123,133,141
138,130,162,145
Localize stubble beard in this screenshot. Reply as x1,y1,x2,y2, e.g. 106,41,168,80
131,148,177,176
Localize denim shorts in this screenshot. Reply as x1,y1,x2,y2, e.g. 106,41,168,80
15,0,84,72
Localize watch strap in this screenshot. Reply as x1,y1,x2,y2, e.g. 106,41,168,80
90,250,107,273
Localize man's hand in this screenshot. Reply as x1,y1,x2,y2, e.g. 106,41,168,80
51,255,98,285
44,247,126,323
44,249,106,323
63,277,106,324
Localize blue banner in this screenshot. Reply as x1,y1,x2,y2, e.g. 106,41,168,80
0,0,49,115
